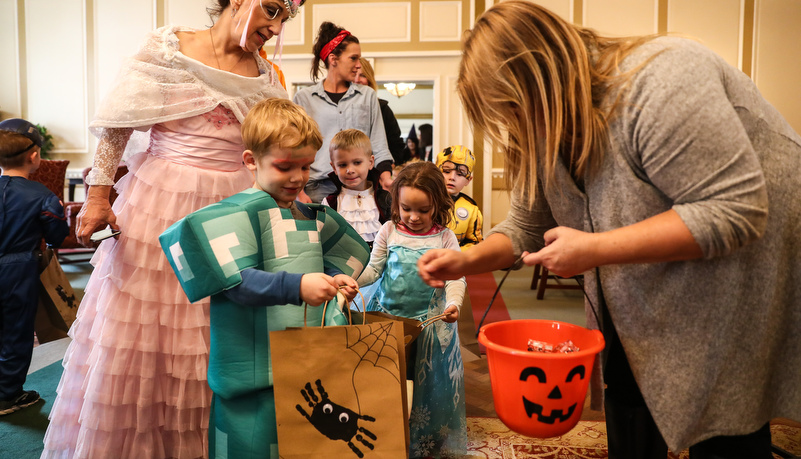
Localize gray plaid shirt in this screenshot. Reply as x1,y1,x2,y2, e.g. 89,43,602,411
293,81,392,181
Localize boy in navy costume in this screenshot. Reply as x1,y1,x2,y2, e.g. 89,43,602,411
0,118,68,415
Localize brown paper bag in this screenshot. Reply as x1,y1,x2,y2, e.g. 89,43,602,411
350,310,422,363
37,249,79,336
271,319,410,458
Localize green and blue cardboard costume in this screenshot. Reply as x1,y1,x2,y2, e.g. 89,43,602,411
159,188,370,458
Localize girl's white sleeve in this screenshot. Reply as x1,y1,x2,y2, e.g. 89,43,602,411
85,128,134,186
357,222,392,287
442,229,467,312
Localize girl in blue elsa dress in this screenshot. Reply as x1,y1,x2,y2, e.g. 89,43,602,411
356,161,467,458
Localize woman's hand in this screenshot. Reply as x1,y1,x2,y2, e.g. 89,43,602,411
418,233,517,287
76,187,118,247
526,212,703,277
379,170,393,191
417,249,469,288
522,226,599,278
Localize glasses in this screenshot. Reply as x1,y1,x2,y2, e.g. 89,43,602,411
440,165,470,178
259,2,284,20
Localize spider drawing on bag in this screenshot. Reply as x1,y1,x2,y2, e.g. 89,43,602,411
296,379,377,458
56,285,77,309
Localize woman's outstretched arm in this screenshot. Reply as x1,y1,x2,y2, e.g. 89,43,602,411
418,233,517,288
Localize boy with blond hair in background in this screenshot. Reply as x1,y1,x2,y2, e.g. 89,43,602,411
323,128,392,249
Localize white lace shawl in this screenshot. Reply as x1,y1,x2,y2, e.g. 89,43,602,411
86,25,288,185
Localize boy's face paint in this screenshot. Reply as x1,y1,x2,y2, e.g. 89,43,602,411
245,145,316,208
439,161,471,196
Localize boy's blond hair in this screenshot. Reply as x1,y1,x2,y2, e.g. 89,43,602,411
0,131,38,169
241,98,323,159
329,129,372,161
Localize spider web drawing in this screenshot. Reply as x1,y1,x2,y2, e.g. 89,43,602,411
345,322,403,413
346,322,402,381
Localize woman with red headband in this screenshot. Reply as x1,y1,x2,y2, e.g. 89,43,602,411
294,22,395,203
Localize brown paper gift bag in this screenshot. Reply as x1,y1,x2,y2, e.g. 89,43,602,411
36,249,79,339
271,313,410,458
350,310,423,364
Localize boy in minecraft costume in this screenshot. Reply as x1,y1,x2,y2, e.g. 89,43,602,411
159,99,369,458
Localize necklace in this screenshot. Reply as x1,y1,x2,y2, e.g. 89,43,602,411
208,28,246,72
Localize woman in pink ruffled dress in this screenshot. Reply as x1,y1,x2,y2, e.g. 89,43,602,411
41,1,305,457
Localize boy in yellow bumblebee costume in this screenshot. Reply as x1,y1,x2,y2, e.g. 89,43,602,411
436,145,483,251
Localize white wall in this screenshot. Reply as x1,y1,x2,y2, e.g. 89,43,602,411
1,0,799,230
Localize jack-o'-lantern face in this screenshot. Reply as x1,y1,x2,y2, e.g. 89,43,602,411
519,364,585,424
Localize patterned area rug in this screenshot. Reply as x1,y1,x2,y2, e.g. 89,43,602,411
465,418,801,458
466,418,606,458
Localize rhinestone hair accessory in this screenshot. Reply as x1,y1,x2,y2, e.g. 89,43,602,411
284,0,303,18
320,30,351,61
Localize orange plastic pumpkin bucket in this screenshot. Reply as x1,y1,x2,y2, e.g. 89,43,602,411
477,319,605,438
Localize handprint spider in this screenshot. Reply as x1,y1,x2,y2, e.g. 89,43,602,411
296,379,377,458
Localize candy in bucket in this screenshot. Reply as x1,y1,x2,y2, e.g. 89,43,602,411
478,319,604,438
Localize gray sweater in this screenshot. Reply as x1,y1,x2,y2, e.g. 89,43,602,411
489,37,801,451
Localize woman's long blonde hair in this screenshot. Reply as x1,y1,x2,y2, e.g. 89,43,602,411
358,58,378,91
458,0,656,204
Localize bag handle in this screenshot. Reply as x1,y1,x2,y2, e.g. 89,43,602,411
419,312,448,329
303,287,367,328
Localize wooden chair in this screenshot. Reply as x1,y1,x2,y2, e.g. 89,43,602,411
530,264,583,299
29,159,71,254
772,442,800,459
29,159,69,201
30,161,128,264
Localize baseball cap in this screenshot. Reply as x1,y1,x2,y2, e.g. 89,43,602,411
436,145,475,178
0,118,44,148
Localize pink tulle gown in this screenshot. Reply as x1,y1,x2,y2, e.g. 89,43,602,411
41,107,253,458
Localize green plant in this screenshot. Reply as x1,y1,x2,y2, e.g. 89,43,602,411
36,124,54,159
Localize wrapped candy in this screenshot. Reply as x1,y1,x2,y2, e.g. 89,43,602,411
554,340,579,353
527,338,579,353
526,339,554,353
